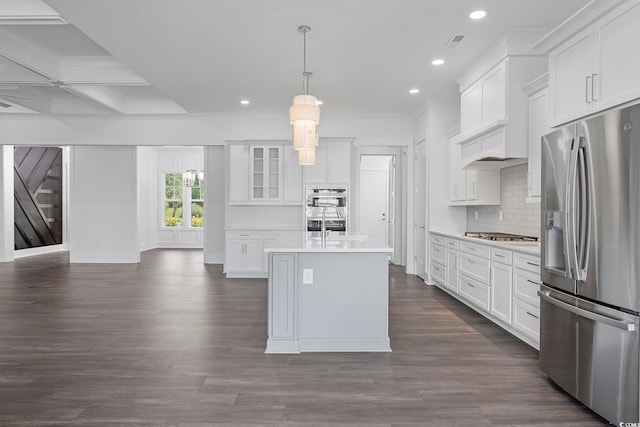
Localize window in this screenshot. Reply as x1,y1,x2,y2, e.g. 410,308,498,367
162,171,204,228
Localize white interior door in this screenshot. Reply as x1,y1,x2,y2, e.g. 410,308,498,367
359,169,388,244
415,141,426,279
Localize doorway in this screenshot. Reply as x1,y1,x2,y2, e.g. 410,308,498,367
414,140,427,279
356,147,404,266
359,155,394,246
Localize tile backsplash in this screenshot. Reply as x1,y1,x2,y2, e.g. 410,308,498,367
466,164,540,237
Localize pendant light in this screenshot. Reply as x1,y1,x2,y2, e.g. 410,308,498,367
289,25,320,163
298,148,316,166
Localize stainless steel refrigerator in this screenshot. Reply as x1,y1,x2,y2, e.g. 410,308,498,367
539,104,640,424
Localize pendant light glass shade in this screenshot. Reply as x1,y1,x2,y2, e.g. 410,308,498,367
298,148,316,166
290,25,320,164
290,94,320,151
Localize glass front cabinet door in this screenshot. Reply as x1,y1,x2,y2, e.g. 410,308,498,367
250,145,282,202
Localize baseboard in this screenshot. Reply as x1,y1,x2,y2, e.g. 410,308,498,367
265,340,300,354
139,242,159,252
298,338,391,352
69,252,140,263
14,245,66,259
204,253,224,264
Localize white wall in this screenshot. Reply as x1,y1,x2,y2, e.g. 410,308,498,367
69,145,139,263
204,145,225,264
137,146,158,250
0,113,415,147
0,146,14,262
426,99,466,232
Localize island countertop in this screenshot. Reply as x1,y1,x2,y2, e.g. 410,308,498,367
264,235,393,253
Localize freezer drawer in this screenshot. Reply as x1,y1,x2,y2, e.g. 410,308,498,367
538,285,639,425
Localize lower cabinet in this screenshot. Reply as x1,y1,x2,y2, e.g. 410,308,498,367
490,248,513,325
445,247,459,293
459,274,490,311
225,230,302,278
430,233,540,349
225,232,263,276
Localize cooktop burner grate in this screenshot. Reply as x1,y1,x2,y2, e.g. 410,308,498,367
464,232,539,242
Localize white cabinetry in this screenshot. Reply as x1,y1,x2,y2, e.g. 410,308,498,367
250,145,282,202
459,241,491,311
226,142,302,205
430,234,447,286
512,252,541,344
445,239,459,294
227,144,249,204
283,146,303,204
542,0,640,126
456,52,546,170
490,248,513,325
448,135,467,202
430,233,541,349
225,231,263,276
225,229,303,278
303,140,352,185
523,74,549,202
448,131,501,206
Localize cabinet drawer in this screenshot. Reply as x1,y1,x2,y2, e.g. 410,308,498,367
459,274,490,311
226,231,262,240
431,243,447,265
514,268,541,307
431,234,447,246
513,252,540,273
459,241,490,258
513,299,540,341
491,247,512,265
446,238,459,250
431,261,446,285
459,253,490,283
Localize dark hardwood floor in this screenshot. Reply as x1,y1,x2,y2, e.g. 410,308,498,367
0,249,608,426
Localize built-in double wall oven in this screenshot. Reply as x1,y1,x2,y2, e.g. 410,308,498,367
305,188,348,235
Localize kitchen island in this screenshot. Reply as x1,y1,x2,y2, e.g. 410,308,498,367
264,236,393,354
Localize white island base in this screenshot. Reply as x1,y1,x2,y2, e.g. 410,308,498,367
266,244,392,354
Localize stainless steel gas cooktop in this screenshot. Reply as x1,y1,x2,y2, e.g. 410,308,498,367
464,232,539,242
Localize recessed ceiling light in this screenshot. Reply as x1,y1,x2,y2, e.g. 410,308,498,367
240,99,250,105
409,88,420,94
469,10,487,20
317,100,324,105
432,59,445,66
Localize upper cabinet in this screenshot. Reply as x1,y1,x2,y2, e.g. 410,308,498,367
303,139,352,185
447,127,501,206
455,37,547,170
523,74,550,202
536,0,640,126
226,141,303,205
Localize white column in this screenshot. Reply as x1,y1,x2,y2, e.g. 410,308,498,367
69,146,140,263
0,146,14,262
203,145,225,264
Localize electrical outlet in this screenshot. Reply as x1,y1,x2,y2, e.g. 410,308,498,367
475,211,479,220
499,211,504,221
303,269,313,284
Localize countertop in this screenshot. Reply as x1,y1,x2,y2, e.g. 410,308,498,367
430,230,541,256
264,235,393,253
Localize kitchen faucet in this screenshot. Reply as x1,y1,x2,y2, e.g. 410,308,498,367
320,205,341,248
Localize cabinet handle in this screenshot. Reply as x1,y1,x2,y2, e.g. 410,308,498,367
526,311,539,319
467,282,476,288
467,259,477,264
585,75,592,103
591,73,599,101
526,279,539,285
495,253,505,258
526,261,539,267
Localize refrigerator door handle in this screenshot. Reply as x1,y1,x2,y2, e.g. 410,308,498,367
538,290,637,332
566,138,580,279
576,145,590,281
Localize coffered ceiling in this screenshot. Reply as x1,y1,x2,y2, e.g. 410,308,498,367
0,0,591,116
